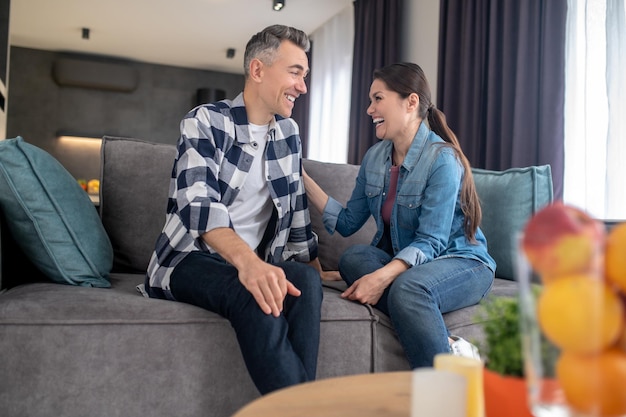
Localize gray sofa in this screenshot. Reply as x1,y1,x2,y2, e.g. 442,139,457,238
0,136,553,417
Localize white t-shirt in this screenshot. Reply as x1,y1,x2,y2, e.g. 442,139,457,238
229,123,274,250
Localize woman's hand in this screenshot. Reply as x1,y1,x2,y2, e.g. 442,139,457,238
341,259,408,305
341,271,388,305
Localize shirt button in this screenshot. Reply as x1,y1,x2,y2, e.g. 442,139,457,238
252,142,258,148
277,203,281,207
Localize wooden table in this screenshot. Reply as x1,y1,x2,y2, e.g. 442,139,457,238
231,371,411,417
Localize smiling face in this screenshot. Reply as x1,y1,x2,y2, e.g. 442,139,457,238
246,40,309,124
367,79,419,141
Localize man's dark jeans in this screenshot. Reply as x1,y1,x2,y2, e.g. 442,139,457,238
170,251,323,394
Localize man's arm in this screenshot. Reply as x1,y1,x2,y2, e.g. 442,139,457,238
202,227,301,317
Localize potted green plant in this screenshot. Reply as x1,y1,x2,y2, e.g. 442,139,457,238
474,291,560,417
474,295,530,417
476,295,524,377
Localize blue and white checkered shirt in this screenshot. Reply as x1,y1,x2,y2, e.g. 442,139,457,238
145,93,318,300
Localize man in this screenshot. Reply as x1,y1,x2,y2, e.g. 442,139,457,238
145,25,325,394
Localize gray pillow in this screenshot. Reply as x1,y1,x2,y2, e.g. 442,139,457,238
0,137,112,287
100,136,176,272
472,165,554,280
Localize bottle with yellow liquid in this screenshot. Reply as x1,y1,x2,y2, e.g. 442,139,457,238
434,353,485,417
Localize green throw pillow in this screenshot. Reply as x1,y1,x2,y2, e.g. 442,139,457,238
0,137,112,287
472,165,554,281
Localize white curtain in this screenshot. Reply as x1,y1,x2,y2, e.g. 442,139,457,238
307,5,354,163
563,0,626,220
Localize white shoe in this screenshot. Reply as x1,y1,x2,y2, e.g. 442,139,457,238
449,335,481,361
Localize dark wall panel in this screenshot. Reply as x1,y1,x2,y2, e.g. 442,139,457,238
6,46,244,180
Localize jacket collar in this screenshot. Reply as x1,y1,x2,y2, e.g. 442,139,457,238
385,121,431,170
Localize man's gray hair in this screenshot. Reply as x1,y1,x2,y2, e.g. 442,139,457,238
243,25,310,78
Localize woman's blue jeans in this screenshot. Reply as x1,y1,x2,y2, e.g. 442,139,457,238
170,251,323,395
339,244,494,368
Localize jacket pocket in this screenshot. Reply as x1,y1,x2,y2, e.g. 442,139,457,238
364,183,383,198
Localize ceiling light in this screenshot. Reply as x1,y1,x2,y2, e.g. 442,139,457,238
273,0,285,11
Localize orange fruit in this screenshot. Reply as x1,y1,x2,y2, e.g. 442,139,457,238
537,274,624,354
606,222,626,293
556,348,626,416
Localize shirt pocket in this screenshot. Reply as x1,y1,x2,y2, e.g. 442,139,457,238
287,172,301,194
396,192,423,230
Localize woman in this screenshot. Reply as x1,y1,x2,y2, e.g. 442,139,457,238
304,63,496,368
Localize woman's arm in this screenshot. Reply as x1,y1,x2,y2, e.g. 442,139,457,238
302,166,329,214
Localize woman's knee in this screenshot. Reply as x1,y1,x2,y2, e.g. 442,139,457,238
339,244,380,270
387,276,431,313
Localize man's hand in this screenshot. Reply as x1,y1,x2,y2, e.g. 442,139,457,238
202,227,301,317
238,258,301,317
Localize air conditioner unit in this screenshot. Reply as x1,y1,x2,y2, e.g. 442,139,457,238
52,57,139,92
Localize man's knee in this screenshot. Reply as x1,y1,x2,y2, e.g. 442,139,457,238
284,263,322,301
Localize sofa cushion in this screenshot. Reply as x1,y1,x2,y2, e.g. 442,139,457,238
0,275,409,417
303,159,377,271
0,136,112,287
472,165,553,280
100,136,176,272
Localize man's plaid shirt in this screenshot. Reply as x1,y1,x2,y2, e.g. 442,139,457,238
145,93,318,300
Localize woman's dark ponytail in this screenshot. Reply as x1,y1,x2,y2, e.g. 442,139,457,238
427,107,481,242
373,63,482,242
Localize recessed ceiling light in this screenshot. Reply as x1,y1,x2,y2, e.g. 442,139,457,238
273,0,285,11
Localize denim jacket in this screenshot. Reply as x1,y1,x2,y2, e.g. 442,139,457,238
323,122,496,272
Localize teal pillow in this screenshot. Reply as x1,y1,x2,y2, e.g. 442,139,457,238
0,137,112,287
472,165,553,281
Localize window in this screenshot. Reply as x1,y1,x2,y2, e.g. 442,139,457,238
307,5,354,163
563,0,626,220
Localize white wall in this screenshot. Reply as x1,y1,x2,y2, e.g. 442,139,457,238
401,0,440,105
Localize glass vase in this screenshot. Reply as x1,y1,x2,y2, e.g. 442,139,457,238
515,233,626,417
